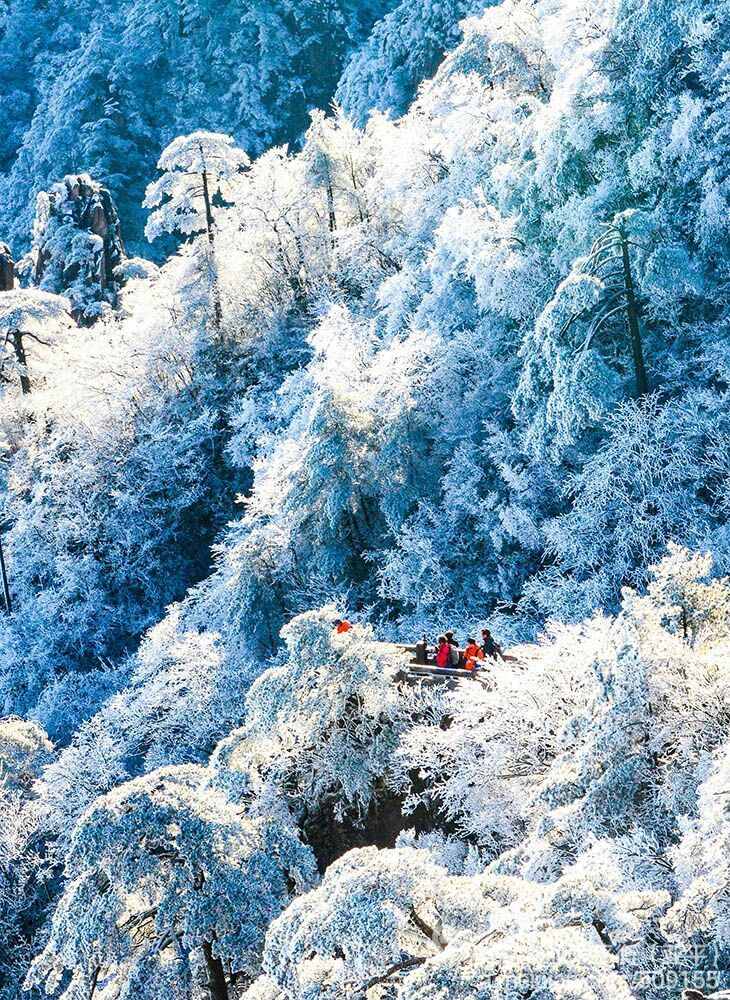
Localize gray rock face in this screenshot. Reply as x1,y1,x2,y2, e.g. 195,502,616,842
0,243,15,292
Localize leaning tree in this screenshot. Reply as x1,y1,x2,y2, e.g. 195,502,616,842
562,213,649,398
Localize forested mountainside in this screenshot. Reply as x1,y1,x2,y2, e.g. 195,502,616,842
2,0,730,999
0,0,483,254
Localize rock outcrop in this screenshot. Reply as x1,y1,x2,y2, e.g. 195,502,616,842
0,243,15,292
21,174,126,323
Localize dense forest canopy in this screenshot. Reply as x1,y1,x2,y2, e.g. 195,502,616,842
0,0,482,254
1,0,730,999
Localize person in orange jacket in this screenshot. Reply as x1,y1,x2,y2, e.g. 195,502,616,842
463,638,484,672
333,618,352,634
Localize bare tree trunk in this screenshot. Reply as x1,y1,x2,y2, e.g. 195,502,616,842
620,231,649,397
0,531,12,614
201,166,216,249
202,941,229,1000
318,153,337,248
88,965,101,1000
11,331,31,394
348,158,366,223
199,147,223,330
326,179,337,243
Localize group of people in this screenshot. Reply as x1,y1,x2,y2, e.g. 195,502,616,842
419,628,504,672
332,616,506,674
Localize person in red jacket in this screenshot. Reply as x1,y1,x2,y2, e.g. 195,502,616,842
435,635,450,668
333,618,352,633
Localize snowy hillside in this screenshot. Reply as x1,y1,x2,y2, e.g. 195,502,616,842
1,0,730,998
0,0,475,252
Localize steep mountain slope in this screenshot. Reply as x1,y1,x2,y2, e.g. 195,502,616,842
0,0,396,254
8,550,730,1000
1,0,728,721
0,0,483,256
1,2,730,1000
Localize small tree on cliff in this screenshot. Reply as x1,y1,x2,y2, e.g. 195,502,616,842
144,132,249,329
0,287,72,394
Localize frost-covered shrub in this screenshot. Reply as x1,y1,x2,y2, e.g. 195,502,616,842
524,395,730,622
0,717,53,790
262,844,639,1000
664,741,730,950
0,719,53,1000
212,606,415,824
336,0,483,125
397,928,635,1000
42,603,262,836
31,663,127,745
28,764,317,1000
262,846,473,996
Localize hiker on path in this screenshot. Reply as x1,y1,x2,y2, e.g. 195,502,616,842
414,636,430,664
481,628,504,661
